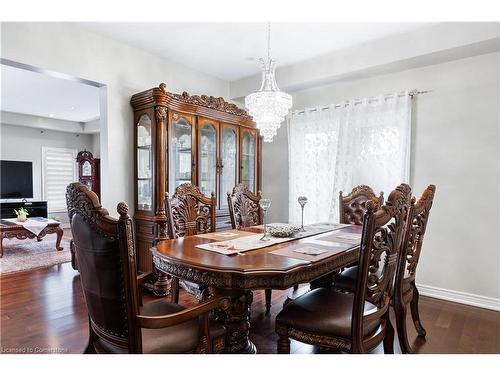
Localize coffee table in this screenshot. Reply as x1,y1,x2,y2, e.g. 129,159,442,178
0,218,64,258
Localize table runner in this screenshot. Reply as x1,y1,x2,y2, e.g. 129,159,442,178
195,230,255,241
3,217,59,236
195,222,351,255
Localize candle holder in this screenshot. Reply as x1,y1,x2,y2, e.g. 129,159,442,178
298,196,308,232
259,198,271,241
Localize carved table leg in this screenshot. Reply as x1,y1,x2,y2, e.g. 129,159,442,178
153,271,171,297
142,225,171,297
210,288,256,354
142,270,171,297
55,227,64,251
265,289,272,316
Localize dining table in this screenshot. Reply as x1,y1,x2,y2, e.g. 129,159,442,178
151,223,362,353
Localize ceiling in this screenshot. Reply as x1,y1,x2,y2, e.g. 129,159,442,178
1,64,100,122
81,22,434,81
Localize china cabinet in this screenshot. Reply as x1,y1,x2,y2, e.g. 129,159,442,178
131,83,262,275
76,150,100,199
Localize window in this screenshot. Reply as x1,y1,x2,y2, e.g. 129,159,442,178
288,92,411,224
42,147,77,212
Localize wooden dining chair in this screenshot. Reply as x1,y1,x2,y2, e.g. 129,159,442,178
275,184,411,354
394,185,436,353
227,183,277,316
333,185,385,283
339,185,384,225
227,183,263,230
66,182,227,353
166,183,216,303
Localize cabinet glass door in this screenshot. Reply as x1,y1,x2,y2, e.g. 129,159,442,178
220,126,237,208
137,114,152,211
170,116,193,193
241,131,256,192
199,122,217,197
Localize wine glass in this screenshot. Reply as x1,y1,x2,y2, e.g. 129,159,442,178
259,198,271,241
298,196,308,232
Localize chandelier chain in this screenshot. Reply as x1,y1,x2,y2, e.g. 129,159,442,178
267,22,271,62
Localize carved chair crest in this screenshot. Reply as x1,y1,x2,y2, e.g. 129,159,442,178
166,183,216,238
66,182,117,239
227,183,262,230
339,185,384,225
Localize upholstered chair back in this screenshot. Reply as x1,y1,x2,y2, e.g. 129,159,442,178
66,182,141,353
227,183,262,230
339,185,384,225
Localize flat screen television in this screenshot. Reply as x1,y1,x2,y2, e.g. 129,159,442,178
0,160,34,199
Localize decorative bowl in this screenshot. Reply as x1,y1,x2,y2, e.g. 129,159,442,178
267,224,301,238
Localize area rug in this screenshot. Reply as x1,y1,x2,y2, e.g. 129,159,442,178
0,234,72,275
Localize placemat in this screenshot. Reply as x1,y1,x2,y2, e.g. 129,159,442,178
316,231,362,244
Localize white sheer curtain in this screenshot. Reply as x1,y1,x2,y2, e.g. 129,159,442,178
288,92,412,224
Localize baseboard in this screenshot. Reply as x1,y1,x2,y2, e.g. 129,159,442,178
416,283,500,312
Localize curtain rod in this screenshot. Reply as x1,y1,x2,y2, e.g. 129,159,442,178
292,90,432,115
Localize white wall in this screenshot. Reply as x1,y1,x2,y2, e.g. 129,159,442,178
1,22,229,213
0,123,94,217
91,133,100,158
260,52,500,304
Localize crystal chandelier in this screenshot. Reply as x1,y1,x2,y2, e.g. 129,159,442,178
245,23,292,142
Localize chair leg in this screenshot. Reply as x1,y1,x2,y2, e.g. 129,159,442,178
277,333,291,354
383,312,395,354
85,320,97,353
171,277,180,304
265,289,272,316
410,283,426,337
84,341,96,354
395,304,412,354
293,284,299,291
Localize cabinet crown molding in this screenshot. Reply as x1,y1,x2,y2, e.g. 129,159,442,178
131,83,253,123
166,91,251,120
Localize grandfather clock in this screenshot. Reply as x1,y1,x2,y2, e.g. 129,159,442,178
76,150,100,199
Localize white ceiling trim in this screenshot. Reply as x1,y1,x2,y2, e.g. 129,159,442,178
1,63,100,122
1,111,100,134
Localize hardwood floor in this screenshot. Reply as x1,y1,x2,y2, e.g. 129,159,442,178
1,262,499,354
